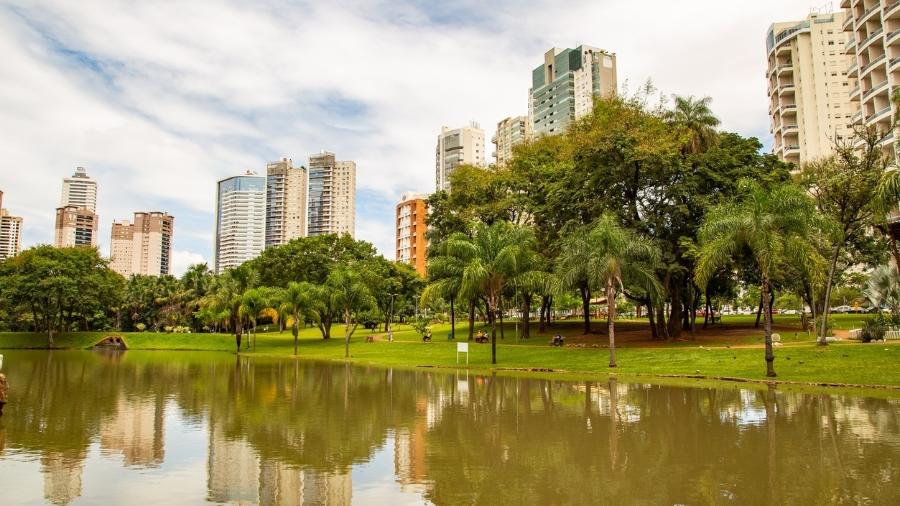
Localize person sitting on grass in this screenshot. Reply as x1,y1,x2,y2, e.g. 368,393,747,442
551,334,565,347
422,329,432,343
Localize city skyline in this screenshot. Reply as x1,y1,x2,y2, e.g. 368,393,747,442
0,1,822,274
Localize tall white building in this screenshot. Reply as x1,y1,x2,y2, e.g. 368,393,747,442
214,172,266,273
435,123,485,192
308,151,356,238
61,166,98,211
528,45,617,137
766,11,857,166
110,212,174,277
265,157,308,248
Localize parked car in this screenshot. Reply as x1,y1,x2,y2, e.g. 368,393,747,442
832,305,852,314
782,309,798,315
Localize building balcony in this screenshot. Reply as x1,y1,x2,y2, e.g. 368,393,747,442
887,29,900,47
782,124,799,135
845,37,857,55
886,0,900,20
850,83,861,100
880,131,896,146
867,105,892,124
849,63,859,77
776,64,794,76
843,13,854,32
852,109,863,123
863,80,890,102
783,145,801,156
859,28,885,52
781,103,798,116
776,44,791,56
859,3,883,26
778,84,796,96
839,0,850,7
860,54,886,78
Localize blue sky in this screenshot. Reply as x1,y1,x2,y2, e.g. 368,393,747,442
0,0,815,274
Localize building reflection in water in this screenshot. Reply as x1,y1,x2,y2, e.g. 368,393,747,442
41,451,86,506
100,394,165,467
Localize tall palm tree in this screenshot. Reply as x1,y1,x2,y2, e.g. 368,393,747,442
240,288,267,351
581,214,661,368
206,265,257,352
422,241,464,340
327,268,375,358
556,230,595,335
280,282,314,355
666,95,720,154
443,222,541,365
696,179,823,377
874,166,900,274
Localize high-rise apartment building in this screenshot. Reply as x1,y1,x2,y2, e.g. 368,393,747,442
110,212,174,277
529,45,617,137
840,0,900,159
61,167,98,211
396,192,428,277
214,172,266,273
766,11,858,166
435,123,485,192
54,206,98,248
265,157,308,248
492,116,532,166
0,209,23,261
307,151,356,238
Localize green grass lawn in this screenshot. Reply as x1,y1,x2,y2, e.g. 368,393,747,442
1,316,897,389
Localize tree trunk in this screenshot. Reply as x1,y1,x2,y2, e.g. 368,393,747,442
468,301,475,341
607,280,617,368
499,299,505,340
522,293,532,339
655,302,669,340
450,296,456,340
762,276,777,377
703,286,711,329
489,298,498,365
292,317,299,356
818,246,842,346
755,293,764,328
579,285,591,335
344,310,352,358
648,303,658,340
538,295,548,333
233,313,241,352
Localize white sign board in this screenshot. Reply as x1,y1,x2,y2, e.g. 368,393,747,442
456,342,469,365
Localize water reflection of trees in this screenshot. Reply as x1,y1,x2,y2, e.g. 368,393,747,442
1,351,898,505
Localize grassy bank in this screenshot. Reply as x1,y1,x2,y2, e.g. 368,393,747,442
0,314,896,389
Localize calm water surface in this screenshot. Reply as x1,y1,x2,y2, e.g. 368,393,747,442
0,350,897,505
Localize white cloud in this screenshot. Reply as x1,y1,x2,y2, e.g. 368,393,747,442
170,250,207,277
0,0,820,261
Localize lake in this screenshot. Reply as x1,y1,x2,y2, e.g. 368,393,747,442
0,350,897,505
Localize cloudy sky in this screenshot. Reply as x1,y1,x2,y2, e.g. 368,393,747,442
0,0,824,275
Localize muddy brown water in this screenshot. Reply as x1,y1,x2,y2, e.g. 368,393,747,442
0,350,897,505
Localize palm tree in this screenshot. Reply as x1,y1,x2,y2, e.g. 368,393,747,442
205,265,257,352
422,241,464,340
280,282,314,355
696,179,823,377
442,222,541,365
327,268,375,358
240,288,267,351
666,95,720,154
874,166,900,274
556,230,595,335
581,214,661,368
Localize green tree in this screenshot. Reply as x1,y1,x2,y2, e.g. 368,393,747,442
444,222,541,364
326,268,375,358
204,264,257,352
696,180,824,377
665,95,721,155
580,214,661,367
280,282,314,355
240,288,267,351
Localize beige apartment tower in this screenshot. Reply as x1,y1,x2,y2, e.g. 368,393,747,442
492,116,532,166
841,0,900,159
110,212,174,277
396,192,428,277
265,157,308,248
0,209,23,261
54,206,98,248
766,11,858,166
435,123,485,192
308,152,356,238
61,167,98,211
529,45,617,137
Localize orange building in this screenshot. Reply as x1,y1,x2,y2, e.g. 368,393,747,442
395,192,428,277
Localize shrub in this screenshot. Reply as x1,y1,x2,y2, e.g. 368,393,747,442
135,323,146,332
861,319,886,343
